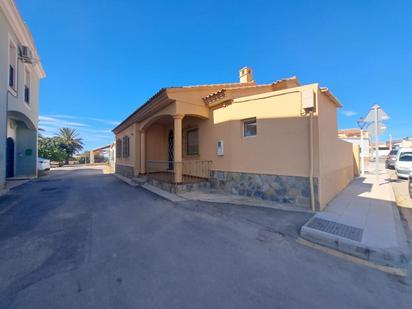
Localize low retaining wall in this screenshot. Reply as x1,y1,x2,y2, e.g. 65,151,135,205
115,164,134,179
146,177,210,194
210,170,319,209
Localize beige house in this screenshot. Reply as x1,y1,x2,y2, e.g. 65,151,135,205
113,68,354,210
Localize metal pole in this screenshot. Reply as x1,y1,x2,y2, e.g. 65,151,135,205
374,105,379,180
360,129,364,176
389,134,392,151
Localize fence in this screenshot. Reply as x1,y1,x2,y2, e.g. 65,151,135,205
146,160,212,184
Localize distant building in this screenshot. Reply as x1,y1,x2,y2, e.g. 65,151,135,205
338,128,369,139
0,0,46,189
338,128,370,158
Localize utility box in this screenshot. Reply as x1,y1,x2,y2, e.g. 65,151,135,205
302,89,315,110
217,140,224,156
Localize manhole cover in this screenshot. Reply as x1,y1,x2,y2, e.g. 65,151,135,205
307,218,363,242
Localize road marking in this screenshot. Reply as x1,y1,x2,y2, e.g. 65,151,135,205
296,237,408,277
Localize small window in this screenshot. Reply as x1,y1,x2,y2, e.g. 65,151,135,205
123,136,130,158
186,129,199,155
9,40,17,90
24,69,30,104
243,118,257,137
116,139,122,158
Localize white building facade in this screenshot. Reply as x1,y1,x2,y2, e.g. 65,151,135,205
0,0,45,188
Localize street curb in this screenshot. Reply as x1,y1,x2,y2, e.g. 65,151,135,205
112,173,139,187
296,238,408,277
178,193,314,214
141,184,187,203
300,219,410,269
111,173,186,203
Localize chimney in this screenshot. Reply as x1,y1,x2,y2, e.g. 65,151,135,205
239,67,253,83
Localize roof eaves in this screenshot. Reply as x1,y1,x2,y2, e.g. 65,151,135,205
320,87,342,108
112,88,169,133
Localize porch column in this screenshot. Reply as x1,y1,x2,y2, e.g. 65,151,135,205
173,114,184,183
140,130,146,174
89,151,94,164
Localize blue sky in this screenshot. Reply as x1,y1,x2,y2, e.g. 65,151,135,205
16,0,412,150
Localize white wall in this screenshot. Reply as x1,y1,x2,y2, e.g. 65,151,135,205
341,138,370,158
0,4,42,182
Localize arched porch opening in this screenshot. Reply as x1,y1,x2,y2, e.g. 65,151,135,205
141,114,211,184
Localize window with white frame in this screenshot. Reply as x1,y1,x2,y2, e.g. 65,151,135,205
9,40,17,90
186,129,199,155
243,118,257,137
24,68,30,104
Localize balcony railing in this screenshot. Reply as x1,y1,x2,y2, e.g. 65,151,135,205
146,160,212,184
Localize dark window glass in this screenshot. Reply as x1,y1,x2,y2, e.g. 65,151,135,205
116,139,122,158
186,129,199,155
123,136,130,158
9,65,15,88
243,118,257,137
24,86,30,103
399,152,412,162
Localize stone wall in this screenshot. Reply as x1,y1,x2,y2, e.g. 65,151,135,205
115,164,134,179
210,170,319,209
146,177,210,194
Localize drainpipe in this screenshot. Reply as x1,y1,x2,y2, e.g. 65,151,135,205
309,111,316,211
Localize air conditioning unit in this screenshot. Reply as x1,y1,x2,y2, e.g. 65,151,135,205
19,46,33,63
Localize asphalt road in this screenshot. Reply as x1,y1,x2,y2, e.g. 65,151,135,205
0,168,411,309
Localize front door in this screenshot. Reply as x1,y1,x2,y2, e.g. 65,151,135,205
168,130,174,170
6,137,14,178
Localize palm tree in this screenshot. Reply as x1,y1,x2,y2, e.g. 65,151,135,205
58,128,84,162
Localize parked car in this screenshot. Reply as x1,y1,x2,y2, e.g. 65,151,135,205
37,157,51,171
385,149,398,169
409,172,412,199
395,148,412,179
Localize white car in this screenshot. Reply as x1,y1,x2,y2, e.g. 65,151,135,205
37,157,51,171
395,148,412,179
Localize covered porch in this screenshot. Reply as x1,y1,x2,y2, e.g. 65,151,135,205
140,114,211,184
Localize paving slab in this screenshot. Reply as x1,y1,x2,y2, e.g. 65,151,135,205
301,170,411,268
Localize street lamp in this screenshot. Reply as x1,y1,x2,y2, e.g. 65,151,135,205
357,117,367,176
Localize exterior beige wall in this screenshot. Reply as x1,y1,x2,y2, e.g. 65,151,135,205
115,123,136,168
353,144,360,177
201,85,320,177
146,123,169,161
317,92,354,209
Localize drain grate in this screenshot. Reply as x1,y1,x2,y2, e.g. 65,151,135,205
307,218,363,242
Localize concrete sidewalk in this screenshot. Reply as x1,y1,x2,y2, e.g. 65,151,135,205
301,170,410,268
